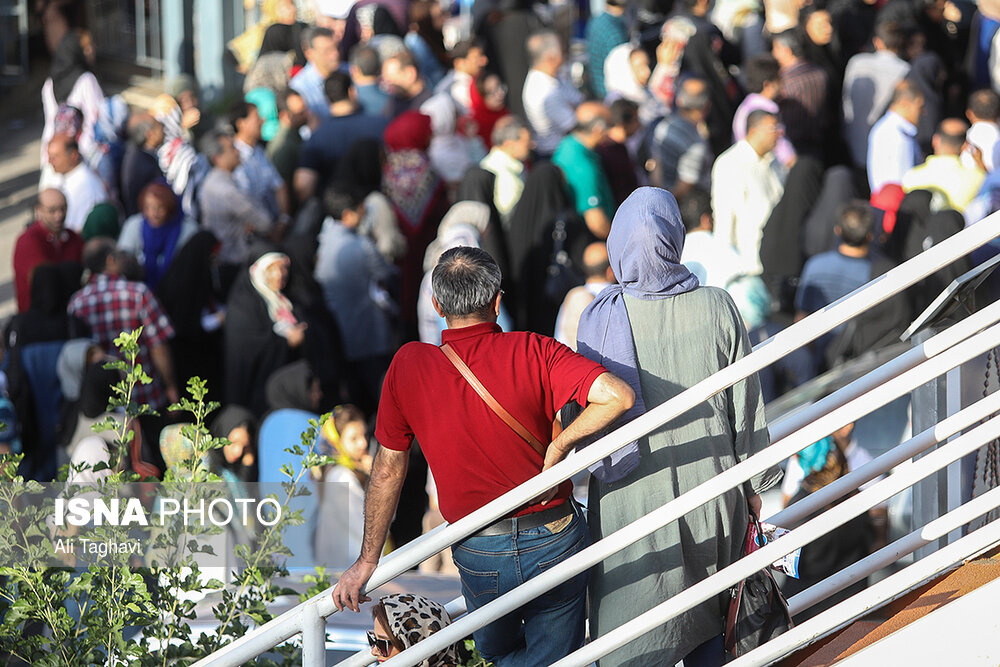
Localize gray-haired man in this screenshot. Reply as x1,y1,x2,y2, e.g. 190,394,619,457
332,246,634,666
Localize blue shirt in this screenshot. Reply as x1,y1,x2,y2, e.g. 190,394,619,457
795,250,872,314
299,112,390,187
290,63,330,119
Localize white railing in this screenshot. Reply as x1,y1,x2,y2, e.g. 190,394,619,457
194,214,1000,667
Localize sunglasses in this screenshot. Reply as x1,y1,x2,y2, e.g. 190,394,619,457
367,630,395,658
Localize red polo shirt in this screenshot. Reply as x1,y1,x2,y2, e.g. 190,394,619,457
376,322,607,523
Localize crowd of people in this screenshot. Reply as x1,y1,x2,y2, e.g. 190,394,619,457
7,0,1000,664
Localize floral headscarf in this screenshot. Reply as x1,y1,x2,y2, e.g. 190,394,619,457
379,594,461,667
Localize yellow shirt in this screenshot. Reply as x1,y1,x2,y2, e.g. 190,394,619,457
902,155,985,212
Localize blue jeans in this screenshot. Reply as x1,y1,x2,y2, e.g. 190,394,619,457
450,503,590,667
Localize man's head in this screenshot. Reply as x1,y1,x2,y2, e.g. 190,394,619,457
932,118,969,156
492,116,533,162
744,53,781,98
675,77,710,121
889,79,925,126
228,101,263,145
431,246,502,322
873,21,909,56
382,49,422,96
128,113,165,150
574,101,612,148
609,98,641,139
745,109,781,156
349,43,381,82
527,31,563,74
771,30,804,68
451,39,488,79
582,241,614,283
276,88,310,129
835,201,875,249
679,187,712,232
323,181,366,228
968,88,1000,124
302,26,339,76
47,135,82,175
201,129,240,172
324,70,356,110
35,188,68,234
82,236,118,276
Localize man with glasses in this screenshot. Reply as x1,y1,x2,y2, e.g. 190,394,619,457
333,246,634,666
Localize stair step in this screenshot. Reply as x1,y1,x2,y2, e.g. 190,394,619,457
779,547,1000,666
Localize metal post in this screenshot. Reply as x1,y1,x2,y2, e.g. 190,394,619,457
911,328,948,559
302,604,327,667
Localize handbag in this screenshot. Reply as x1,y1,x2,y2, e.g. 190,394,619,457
724,511,794,658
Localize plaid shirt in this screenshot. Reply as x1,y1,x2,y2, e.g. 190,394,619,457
67,274,175,409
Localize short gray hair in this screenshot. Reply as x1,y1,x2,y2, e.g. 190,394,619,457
432,247,502,318
491,116,528,147
527,31,561,67
128,114,159,146
199,128,233,162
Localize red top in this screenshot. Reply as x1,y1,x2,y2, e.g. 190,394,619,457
376,322,607,523
12,221,83,312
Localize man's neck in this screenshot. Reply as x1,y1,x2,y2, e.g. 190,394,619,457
445,316,496,329
605,4,624,16
573,132,596,150
746,138,770,158
236,134,256,148
330,100,357,116
838,243,868,258
407,80,425,99
535,63,559,78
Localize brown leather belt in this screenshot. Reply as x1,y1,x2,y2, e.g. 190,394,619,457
471,501,575,537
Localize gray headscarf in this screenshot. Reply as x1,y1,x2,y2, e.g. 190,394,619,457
576,187,700,482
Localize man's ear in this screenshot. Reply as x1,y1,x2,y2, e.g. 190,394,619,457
432,295,445,318
493,290,503,317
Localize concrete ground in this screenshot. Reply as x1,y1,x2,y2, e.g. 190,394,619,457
0,114,44,321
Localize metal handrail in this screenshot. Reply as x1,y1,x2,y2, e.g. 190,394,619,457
550,413,1000,666
338,314,1000,667
194,215,1000,667
787,483,1000,616
730,514,1000,666
365,319,1000,667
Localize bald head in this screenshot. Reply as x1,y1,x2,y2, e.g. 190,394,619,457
933,118,969,156
582,241,612,282
35,188,68,234
47,134,81,174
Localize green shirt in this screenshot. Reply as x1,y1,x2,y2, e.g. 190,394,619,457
553,134,616,220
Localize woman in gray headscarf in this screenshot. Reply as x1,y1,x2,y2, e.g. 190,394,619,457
576,187,782,667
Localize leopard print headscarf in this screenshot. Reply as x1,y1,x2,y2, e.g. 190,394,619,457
380,593,462,667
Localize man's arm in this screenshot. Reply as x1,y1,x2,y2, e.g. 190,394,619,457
331,445,409,612
583,207,612,240
542,371,634,471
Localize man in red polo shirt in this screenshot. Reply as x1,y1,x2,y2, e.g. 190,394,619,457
12,188,83,312
333,246,634,666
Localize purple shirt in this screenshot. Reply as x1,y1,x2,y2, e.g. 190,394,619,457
732,93,797,166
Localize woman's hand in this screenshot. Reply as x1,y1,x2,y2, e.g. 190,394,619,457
285,322,308,348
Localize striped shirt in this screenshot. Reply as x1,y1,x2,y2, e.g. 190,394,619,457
778,60,829,157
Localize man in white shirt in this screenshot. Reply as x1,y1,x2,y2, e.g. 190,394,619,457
522,31,583,157
842,21,912,168
962,88,1000,172
710,109,786,276
480,116,533,226
866,80,924,194
39,135,107,233
290,26,341,120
